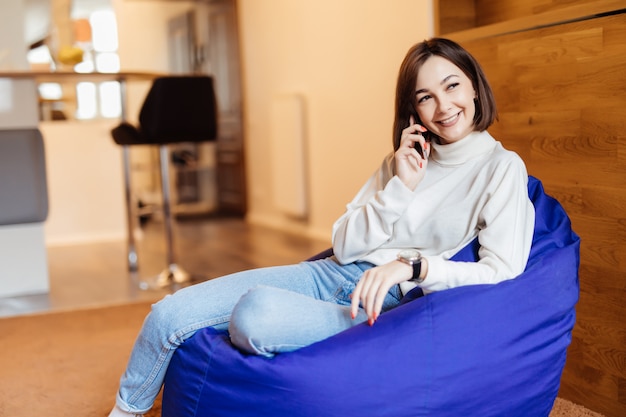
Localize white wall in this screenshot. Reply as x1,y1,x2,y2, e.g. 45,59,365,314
238,0,434,241
41,119,127,245
0,0,39,129
0,0,30,71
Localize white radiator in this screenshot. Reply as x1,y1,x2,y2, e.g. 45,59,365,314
270,94,308,218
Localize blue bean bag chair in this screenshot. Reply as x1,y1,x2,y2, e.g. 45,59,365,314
161,176,580,417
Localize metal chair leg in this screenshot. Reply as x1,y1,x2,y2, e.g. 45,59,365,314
155,144,190,287
122,145,139,272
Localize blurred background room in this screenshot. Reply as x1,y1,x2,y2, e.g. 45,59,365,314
0,1,624,416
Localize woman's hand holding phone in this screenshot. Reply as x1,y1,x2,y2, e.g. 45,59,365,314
395,116,429,191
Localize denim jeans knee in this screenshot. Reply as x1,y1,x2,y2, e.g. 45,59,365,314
229,284,370,357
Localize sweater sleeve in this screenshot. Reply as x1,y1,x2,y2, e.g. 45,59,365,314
332,155,415,264
419,157,535,292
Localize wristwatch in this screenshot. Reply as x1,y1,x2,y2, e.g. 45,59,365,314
397,249,425,283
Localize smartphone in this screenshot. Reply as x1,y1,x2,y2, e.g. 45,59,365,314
410,111,430,158
414,129,430,158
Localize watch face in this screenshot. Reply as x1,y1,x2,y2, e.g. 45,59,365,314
398,249,421,262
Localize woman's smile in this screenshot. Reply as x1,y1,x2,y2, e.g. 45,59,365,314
437,111,461,127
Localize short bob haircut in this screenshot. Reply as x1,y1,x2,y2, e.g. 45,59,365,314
392,38,498,151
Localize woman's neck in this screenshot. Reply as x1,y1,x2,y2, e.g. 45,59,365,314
430,131,496,166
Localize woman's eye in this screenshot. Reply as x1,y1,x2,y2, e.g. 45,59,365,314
447,82,460,90
417,95,431,104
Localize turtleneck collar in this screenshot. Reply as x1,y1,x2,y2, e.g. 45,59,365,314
429,131,497,166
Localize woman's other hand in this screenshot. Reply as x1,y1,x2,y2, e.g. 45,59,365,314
350,260,411,326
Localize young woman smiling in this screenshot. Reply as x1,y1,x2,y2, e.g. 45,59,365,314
108,38,535,417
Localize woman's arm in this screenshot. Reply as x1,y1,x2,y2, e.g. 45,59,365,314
331,154,416,264
352,156,535,323
333,123,430,264
420,158,535,292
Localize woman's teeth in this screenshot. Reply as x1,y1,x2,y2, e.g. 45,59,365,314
439,113,460,126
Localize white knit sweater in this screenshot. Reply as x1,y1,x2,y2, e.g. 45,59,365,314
331,130,535,294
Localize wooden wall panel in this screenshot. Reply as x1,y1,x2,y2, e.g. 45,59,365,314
458,13,626,417
474,0,601,26
436,0,476,34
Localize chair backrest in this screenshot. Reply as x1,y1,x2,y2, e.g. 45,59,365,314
139,76,218,144
0,128,48,225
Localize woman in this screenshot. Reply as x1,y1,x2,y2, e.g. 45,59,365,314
109,37,534,417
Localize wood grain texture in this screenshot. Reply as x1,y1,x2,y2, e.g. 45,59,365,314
436,0,476,34
441,0,626,42
453,12,626,417
474,0,603,27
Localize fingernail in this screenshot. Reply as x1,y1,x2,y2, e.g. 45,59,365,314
351,311,356,320
419,161,423,168
368,318,374,326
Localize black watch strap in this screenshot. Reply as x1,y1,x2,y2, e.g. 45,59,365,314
397,250,425,284
408,259,423,282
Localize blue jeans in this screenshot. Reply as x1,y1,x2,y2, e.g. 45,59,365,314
115,257,402,414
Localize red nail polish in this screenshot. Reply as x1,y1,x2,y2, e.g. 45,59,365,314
351,312,356,320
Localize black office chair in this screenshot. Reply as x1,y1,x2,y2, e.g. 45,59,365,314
111,76,218,287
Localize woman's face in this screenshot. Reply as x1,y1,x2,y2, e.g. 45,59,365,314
414,56,477,144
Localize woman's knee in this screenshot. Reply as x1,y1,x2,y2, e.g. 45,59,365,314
228,286,283,356
144,291,197,343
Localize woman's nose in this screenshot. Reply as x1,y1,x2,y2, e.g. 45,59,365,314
436,97,451,113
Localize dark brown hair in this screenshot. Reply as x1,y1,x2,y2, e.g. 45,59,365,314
392,38,498,150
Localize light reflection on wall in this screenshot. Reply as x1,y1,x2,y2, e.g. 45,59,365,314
25,3,121,120
73,9,121,119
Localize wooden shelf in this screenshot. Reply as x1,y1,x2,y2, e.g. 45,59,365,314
438,0,625,42
0,70,164,83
